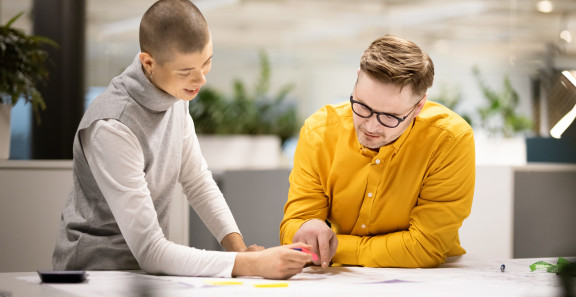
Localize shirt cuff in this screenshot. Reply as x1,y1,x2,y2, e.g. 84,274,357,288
280,219,307,245
332,234,360,266
220,252,238,278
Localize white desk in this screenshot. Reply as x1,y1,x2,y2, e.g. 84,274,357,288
0,257,573,297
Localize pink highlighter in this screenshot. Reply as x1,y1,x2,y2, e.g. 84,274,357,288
293,248,319,261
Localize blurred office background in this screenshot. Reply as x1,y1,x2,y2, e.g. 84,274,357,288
2,0,576,162
1,0,575,272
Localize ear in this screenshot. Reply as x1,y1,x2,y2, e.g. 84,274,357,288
413,94,428,117
139,52,155,75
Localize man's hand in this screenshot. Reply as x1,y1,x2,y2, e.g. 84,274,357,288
293,219,338,268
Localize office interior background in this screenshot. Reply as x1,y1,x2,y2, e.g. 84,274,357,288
1,0,576,272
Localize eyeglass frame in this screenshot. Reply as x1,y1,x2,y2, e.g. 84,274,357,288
349,95,422,128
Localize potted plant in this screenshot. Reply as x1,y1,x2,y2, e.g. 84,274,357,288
472,66,533,138
429,82,473,125
0,12,56,159
189,50,300,170
471,66,534,165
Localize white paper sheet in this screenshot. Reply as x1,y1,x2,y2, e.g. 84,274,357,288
17,258,567,297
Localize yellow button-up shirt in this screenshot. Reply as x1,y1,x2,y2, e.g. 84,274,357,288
280,100,475,268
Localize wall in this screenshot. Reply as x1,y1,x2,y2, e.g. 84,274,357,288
1,161,575,272
192,165,576,261
0,160,188,272
459,166,515,259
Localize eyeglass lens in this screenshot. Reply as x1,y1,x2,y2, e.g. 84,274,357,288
351,100,402,128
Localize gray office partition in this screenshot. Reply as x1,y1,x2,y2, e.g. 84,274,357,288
513,168,576,258
188,168,291,250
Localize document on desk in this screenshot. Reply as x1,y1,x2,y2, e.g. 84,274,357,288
16,258,567,297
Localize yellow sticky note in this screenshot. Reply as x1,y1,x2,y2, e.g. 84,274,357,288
253,282,289,288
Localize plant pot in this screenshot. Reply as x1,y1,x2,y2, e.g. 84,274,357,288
0,103,11,160
197,135,282,171
474,132,526,165
525,137,576,163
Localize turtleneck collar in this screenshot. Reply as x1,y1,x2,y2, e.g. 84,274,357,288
123,54,180,113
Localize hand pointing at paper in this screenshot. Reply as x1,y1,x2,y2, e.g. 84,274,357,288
293,219,338,268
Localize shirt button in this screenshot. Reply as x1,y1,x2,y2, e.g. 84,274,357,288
361,224,366,229
375,159,381,164
367,192,373,198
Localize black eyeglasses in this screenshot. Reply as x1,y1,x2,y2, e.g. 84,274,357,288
350,96,420,128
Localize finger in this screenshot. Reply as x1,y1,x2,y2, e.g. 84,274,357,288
298,238,319,265
247,244,265,251
329,234,339,258
317,233,332,268
286,245,314,263
288,253,311,265
285,242,312,249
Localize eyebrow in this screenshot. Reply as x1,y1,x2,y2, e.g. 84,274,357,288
177,55,213,71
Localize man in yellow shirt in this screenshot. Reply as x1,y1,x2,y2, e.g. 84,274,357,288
280,34,475,268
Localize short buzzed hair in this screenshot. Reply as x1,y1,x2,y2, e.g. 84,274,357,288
139,0,209,65
360,34,434,99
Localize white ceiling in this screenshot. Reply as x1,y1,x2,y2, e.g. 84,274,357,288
87,0,576,59
2,0,575,130
3,0,576,67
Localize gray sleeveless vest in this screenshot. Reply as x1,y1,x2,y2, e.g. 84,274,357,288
53,55,187,270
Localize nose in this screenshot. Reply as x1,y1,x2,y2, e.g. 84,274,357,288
364,114,381,131
193,71,207,87
197,72,206,86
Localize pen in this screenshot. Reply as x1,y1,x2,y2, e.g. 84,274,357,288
293,248,319,261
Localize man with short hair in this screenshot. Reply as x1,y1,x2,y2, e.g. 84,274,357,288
280,34,475,268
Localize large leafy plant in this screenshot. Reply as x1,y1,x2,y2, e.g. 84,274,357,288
472,66,533,137
0,12,57,124
189,51,300,144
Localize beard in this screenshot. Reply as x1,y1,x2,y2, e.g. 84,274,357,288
355,127,393,150
354,119,413,150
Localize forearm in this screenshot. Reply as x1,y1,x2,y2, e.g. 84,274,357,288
180,115,242,242
139,235,237,276
221,232,247,252
333,230,449,268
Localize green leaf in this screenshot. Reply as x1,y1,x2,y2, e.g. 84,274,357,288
0,11,57,125
5,12,24,28
472,66,533,137
189,50,300,144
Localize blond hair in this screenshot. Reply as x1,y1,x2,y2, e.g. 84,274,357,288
360,34,434,98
